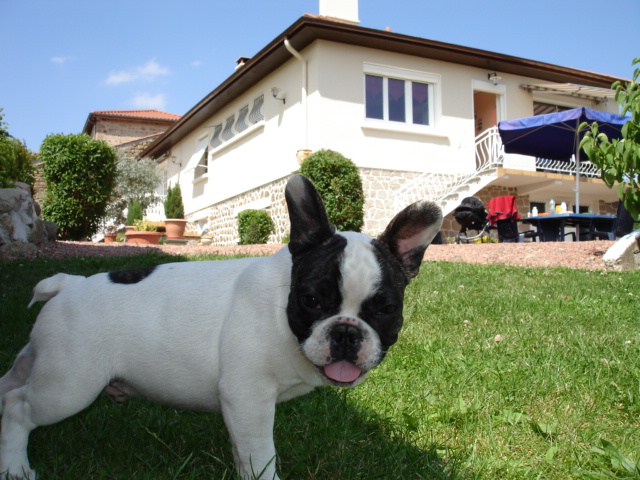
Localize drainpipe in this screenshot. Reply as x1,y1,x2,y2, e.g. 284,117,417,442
284,38,309,156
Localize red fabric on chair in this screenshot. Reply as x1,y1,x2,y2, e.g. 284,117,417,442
486,196,521,226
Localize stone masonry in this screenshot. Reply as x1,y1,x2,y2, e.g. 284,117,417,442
188,177,290,246
189,169,540,246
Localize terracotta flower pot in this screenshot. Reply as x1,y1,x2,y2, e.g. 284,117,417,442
103,234,117,243
125,231,162,244
164,219,188,240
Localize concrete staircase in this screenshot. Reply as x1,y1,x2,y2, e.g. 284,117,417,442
392,127,502,217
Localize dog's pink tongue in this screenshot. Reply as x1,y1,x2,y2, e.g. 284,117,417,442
324,361,362,383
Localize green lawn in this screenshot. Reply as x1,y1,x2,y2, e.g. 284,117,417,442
1,253,639,479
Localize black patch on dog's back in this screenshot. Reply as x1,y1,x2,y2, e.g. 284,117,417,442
108,265,158,285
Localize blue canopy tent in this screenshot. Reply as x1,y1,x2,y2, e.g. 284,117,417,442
498,107,628,210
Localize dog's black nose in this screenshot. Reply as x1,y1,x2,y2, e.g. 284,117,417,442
330,323,362,360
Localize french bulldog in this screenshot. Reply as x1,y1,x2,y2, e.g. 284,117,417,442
0,174,442,479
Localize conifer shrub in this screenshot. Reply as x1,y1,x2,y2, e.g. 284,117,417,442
126,199,143,226
238,209,274,245
299,149,364,232
164,183,185,219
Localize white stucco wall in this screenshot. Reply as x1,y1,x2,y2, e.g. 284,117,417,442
165,38,612,221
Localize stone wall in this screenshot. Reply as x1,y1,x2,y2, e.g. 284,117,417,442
359,168,420,236
598,199,618,215
94,119,170,147
187,177,290,246
32,163,46,205
190,169,424,246
116,137,160,158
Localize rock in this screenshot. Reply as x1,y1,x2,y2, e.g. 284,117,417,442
0,187,57,260
603,230,640,271
44,221,58,242
0,241,37,261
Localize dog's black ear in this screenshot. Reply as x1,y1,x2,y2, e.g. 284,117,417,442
376,200,443,280
286,174,336,256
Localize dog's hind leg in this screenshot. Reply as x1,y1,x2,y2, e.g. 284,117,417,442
0,344,35,415
1,350,108,479
0,388,38,479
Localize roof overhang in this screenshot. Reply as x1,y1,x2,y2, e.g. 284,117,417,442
142,15,626,159
521,83,618,104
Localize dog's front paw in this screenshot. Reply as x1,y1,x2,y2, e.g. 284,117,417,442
1,466,36,480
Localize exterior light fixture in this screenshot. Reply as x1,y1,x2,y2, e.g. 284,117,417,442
271,87,286,104
488,72,502,85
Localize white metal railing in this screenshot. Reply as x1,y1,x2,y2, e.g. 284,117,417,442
393,126,602,211
535,157,600,177
393,126,502,210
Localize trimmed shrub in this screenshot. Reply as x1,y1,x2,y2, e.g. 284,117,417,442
40,133,117,240
164,183,185,219
126,199,143,226
238,209,274,245
299,149,364,232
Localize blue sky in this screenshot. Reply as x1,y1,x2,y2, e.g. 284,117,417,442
1,0,637,152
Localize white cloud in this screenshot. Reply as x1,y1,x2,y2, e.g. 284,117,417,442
51,56,70,64
129,92,167,109
106,59,170,85
191,60,203,67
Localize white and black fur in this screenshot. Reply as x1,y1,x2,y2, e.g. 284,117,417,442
0,174,442,480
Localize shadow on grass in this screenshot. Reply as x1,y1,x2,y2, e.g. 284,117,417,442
275,388,464,479
23,386,463,479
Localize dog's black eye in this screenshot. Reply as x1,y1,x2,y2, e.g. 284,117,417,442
378,304,398,315
301,295,322,310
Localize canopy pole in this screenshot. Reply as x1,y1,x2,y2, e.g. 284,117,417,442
575,120,580,213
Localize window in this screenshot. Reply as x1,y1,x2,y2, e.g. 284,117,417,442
364,65,437,127
194,147,208,178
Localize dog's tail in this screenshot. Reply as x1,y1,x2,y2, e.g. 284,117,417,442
28,273,86,308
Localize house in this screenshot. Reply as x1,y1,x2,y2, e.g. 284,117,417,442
141,0,625,244
82,109,181,157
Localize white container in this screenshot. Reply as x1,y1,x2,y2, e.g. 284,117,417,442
532,206,538,216
561,201,567,213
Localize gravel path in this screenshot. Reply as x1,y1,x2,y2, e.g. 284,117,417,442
32,239,616,270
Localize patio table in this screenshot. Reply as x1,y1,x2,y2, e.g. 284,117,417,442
519,213,616,242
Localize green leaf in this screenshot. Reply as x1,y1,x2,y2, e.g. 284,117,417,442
500,409,529,425
531,421,557,439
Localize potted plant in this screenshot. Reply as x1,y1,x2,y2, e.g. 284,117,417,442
125,219,162,244
103,225,118,243
163,183,187,240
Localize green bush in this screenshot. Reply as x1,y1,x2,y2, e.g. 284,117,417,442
238,209,274,245
40,133,118,240
126,199,143,226
0,109,36,190
299,149,364,232
164,183,185,219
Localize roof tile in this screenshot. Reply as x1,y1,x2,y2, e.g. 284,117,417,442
91,109,181,121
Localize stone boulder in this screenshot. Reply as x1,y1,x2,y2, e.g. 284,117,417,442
0,183,57,260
